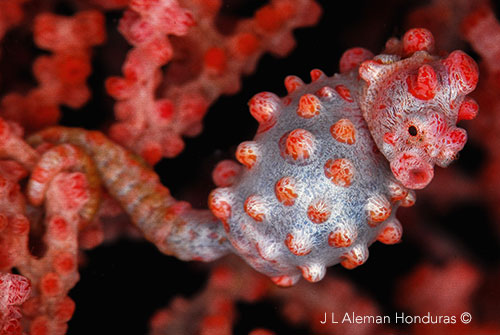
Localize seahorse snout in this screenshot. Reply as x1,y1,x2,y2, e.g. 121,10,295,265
390,152,434,189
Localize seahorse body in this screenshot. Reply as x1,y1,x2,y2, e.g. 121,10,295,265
28,29,478,286
208,71,415,285
208,28,478,285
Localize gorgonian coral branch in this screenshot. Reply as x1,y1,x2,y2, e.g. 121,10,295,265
0,10,105,132
106,0,322,164
0,2,492,333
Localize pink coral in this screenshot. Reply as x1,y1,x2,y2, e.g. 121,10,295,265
0,272,31,335
1,10,106,132
106,0,322,164
0,1,499,334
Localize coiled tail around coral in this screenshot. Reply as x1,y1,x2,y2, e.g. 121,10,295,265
27,127,232,262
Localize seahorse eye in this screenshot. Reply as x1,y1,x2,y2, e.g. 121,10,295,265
408,125,418,136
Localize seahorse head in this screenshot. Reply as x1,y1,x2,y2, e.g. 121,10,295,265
358,29,479,189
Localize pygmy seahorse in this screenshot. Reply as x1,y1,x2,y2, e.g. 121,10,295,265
27,28,478,286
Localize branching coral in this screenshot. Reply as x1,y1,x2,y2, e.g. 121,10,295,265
0,1,499,335
1,10,106,133
106,0,322,164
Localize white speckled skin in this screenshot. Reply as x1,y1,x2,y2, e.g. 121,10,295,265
208,37,478,284
210,70,411,284
359,51,475,189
